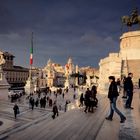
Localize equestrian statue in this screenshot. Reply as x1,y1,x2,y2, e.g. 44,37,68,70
122,8,140,27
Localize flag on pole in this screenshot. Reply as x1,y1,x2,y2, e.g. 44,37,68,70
30,32,33,65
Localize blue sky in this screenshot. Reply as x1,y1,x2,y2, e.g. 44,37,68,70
0,0,140,68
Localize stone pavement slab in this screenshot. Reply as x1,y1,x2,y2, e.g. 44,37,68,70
1,88,140,140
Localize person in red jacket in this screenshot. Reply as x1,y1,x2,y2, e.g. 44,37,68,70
106,76,126,123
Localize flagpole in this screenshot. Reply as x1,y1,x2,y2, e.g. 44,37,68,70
29,32,33,93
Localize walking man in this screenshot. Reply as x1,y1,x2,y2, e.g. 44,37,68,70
106,76,126,123
125,73,134,109
52,102,59,119
13,103,19,119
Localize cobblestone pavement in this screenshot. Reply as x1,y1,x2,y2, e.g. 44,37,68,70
0,88,140,140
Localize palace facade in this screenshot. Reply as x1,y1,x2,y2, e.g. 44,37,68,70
0,51,29,88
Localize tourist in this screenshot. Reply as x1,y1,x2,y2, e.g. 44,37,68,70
40,97,43,108
79,93,84,107
91,85,98,108
30,97,35,110
35,97,39,107
84,88,91,113
122,76,127,98
125,73,134,109
64,100,69,112
49,98,53,107
13,103,19,119
116,78,121,93
52,102,59,119
106,76,126,123
43,96,47,108
73,93,76,100
62,93,65,99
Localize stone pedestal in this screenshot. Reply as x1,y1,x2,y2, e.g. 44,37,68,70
0,67,10,100
24,78,34,94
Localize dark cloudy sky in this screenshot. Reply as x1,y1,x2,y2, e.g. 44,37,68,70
0,0,140,68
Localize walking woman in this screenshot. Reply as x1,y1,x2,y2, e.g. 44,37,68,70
106,76,126,123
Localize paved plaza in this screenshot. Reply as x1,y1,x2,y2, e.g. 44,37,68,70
0,88,140,140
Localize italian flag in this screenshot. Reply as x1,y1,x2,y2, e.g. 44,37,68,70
30,32,33,65
30,43,33,65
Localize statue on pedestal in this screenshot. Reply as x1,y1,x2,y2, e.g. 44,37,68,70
122,8,140,27
0,58,10,100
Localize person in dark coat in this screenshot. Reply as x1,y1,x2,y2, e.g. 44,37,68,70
125,73,134,109
13,103,19,119
84,88,91,113
52,102,59,119
43,97,47,108
40,97,43,108
35,97,39,107
106,76,126,123
122,76,127,98
79,93,84,107
30,97,35,110
91,85,98,107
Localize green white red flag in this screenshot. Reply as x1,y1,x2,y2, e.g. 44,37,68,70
30,46,33,65
30,32,33,65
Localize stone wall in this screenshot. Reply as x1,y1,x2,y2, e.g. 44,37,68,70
125,60,140,84
98,53,121,92
120,31,140,84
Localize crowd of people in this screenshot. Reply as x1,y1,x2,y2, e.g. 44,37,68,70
82,86,98,113
13,72,136,123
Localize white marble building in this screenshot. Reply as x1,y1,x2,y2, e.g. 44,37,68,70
98,30,140,91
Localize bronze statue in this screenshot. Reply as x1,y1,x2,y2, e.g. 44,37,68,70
122,8,140,27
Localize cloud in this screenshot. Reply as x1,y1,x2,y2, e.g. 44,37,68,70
0,0,140,68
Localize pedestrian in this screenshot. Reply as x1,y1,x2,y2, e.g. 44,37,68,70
62,93,65,99
52,102,59,119
49,98,53,107
122,76,127,98
43,97,46,108
84,88,91,113
35,97,39,107
79,93,84,107
138,78,140,89
125,73,134,109
30,97,35,110
40,97,43,108
106,76,126,123
73,93,76,99
116,78,121,93
64,100,69,112
91,85,98,107
13,103,19,119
